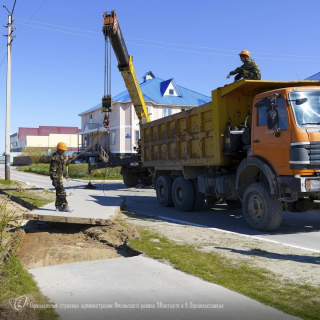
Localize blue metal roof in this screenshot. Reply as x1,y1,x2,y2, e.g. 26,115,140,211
79,76,211,115
307,72,320,81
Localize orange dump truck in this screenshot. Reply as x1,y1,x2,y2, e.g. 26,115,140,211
140,80,320,231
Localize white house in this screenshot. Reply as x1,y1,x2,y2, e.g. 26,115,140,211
78,72,211,155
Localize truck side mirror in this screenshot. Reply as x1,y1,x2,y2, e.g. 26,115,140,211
295,98,308,105
267,108,279,130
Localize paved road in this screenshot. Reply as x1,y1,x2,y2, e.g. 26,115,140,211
1,165,320,252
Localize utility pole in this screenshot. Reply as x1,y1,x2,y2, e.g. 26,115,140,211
3,3,15,180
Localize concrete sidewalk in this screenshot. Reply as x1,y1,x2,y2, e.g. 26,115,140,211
29,256,299,320
23,193,125,225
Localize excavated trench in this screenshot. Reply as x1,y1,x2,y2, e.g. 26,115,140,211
16,220,142,269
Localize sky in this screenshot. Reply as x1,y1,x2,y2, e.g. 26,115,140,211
0,0,320,153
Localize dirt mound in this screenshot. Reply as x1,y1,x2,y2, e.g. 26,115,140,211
84,222,140,248
17,221,140,269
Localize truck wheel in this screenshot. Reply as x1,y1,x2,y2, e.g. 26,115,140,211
172,177,195,211
225,199,242,208
242,182,283,231
156,176,173,207
140,176,153,186
192,179,205,211
123,172,139,188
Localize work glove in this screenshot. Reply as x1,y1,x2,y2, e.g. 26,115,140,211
226,73,231,79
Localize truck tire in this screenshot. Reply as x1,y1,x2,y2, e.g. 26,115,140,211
156,176,173,207
172,177,195,211
192,179,205,211
242,182,282,231
140,176,153,186
123,172,139,188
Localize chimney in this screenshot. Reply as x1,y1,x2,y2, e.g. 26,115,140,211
143,71,155,82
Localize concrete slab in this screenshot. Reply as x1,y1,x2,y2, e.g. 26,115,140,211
29,256,299,320
23,194,125,225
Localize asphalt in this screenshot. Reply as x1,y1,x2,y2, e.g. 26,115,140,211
29,256,300,320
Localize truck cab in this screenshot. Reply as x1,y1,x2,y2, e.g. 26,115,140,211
252,86,320,176
237,84,320,229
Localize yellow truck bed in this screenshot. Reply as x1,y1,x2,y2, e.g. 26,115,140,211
141,80,320,169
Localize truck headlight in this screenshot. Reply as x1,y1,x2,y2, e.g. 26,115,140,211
306,179,320,191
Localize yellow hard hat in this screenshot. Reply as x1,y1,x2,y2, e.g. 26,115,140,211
239,50,250,57
57,142,68,151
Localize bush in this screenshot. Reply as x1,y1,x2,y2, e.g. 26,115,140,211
16,164,122,180
0,200,22,266
20,147,48,164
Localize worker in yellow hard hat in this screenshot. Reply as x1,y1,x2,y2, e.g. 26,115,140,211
226,50,261,81
49,142,73,212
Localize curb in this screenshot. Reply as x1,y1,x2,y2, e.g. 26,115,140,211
0,189,37,211
72,179,123,183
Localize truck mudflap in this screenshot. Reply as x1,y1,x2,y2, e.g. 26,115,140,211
198,174,238,200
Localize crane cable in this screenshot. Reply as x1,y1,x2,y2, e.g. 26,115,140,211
104,29,112,98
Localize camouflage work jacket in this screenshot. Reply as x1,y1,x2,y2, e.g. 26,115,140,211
229,57,261,79
50,151,66,181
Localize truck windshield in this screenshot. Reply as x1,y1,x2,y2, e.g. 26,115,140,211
290,91,320,128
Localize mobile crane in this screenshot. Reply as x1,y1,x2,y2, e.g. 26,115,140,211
87,10,151,188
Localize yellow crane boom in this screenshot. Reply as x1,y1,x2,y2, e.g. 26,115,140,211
102,11,150,125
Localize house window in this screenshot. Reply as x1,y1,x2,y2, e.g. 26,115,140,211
90,115,92,124
169,89,174,95
111,131,116,145
135,131,140,145
163,108,172,117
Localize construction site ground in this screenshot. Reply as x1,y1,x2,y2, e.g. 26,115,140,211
3,191,319,287
1,167,320,319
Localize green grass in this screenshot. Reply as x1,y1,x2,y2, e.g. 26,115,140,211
17,164,122,180
7,190,55,208
0,179,55,208
0,179,14,186
128,227,320,320
0,258,59,319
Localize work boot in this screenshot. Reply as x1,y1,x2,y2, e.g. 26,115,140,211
55,206,63,212
62,205,73,212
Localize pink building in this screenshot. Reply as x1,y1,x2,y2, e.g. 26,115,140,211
10,126,81,152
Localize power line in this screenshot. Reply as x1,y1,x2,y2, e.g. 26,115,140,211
17,18,101,34
16,22,102,40
14,23,320,62
12,0,17,14
16,0,48,35
15,0,25,15
15,17,320,59
0,53,7,69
